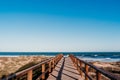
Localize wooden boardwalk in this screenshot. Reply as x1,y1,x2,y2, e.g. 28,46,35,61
47,57,83,80
1,54,119,80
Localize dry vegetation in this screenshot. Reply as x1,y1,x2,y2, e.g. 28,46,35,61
0,56,50,78
88,61,120,80
0,56,120,80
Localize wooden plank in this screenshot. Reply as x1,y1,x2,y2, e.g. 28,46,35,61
47,57,83,80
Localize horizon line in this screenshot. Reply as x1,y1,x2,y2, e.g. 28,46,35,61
0,51,120,53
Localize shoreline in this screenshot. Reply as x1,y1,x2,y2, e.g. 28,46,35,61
0,55,119,62
78,57,120,62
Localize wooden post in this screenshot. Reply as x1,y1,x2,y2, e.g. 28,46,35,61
27,70,32,80
49,61,51,73
80,61,83,77
54,59,55,68
76,59,78,69
85,64,88,80
54,58,56,66
72,57,74,62
96,71,101,80
74,58,76,67
73,57,74,62
42,64,45,80
52,59,54,68
77,60,81,75
74,58,75,64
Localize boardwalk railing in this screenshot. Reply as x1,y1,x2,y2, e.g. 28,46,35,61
1,54,63,80
69,54,120,80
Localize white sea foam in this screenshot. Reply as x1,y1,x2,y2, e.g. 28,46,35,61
94,55,98,56
77,57,120,62
39,55,54,57
105,58,111,59
0,55,19,57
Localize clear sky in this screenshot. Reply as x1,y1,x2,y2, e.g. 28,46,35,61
0,0,120,52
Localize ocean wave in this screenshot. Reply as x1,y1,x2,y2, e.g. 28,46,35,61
94,54,98,57
105,58,111,59
77,57,120,62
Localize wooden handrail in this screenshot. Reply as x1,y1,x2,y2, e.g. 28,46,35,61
1,54,63,80
69,54,120,80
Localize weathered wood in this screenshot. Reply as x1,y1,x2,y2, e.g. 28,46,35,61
69,54,120,80
52,59,54,68
27,70,32,80
2,54,119,80
42,64,45,80
80,61,83,77
76,59,78,70
49,61,51,73
1,54,63,80
85,64,88,80
96,71,101,80
47,57,83,80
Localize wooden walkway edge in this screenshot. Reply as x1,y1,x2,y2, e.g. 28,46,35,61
47,57,83,80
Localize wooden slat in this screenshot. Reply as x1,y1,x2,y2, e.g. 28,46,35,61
47,57,83,80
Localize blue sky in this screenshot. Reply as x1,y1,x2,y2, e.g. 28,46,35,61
0,0,120,52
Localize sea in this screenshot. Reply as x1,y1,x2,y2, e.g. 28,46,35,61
0,52,120,62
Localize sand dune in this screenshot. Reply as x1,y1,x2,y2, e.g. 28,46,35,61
0,56,50,78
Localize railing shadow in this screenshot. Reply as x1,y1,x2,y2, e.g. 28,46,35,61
54,69,78,80
50,57,79,80
55,66,79,75
56,57,65,80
